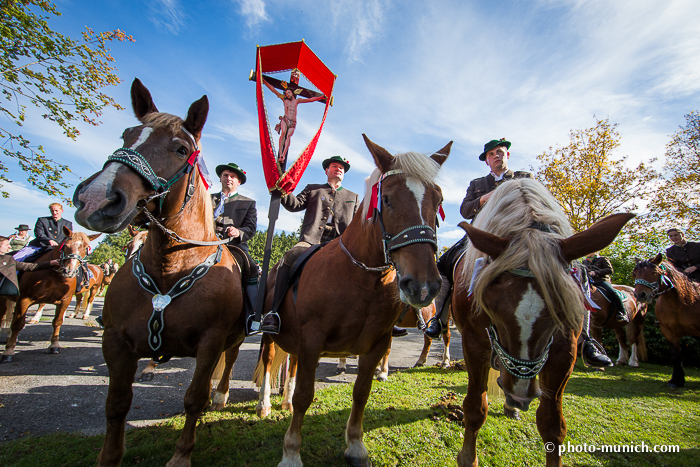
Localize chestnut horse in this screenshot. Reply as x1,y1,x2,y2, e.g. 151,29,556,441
124,226,148,261
588,283,647,367
97,262,120,296
0,229,100,362
72,78,244,467
450,178,633,467
257,136,449,467
633,254,700,387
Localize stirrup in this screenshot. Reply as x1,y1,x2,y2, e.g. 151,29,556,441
246,315,261,336
261,311,280,334
424,317,444,340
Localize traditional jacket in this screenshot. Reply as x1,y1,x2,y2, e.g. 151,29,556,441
282,183,359,244
460,170,533,220
666,241,700,282
28,217,73,248
9,234,33,252
582,256,613,283
211,192,257,253
0,254,54,296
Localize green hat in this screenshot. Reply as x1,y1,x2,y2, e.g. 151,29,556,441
479,138,511,161
215,163,247,184
322,156,350,172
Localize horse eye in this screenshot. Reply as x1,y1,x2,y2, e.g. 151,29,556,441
382,195,391,208
176,146,188,156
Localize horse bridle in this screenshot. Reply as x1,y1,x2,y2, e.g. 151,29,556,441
55,242,88,278
634,263,674,298
340,169,439,271
487,325,553,379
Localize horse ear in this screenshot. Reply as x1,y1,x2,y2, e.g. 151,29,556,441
633,257,643,265
88,233,102,241
558,213,636,263
63,226,73,238
131,78,159,120
430,141,452,166
183,95,209,142
363,134,394,173
459,221,509,259
128,224,138,237
652,253,663,265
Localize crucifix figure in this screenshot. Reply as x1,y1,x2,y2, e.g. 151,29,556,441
262,69,325,164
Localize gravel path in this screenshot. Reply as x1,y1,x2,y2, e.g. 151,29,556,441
0,297,462,443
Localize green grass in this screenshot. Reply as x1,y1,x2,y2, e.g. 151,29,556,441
1,362,698,466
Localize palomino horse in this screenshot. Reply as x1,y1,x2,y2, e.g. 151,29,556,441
588,283,647,367
633,254,700,388
29,264,105,323
450,178,633,467
72,78,244,467
0,229,100,362
258,136,449,467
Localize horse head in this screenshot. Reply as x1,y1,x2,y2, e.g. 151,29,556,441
459,179,634,411
73,78,209,234
123,225,148,260
360,135,450,307
632,253,665,303
56,228,101,278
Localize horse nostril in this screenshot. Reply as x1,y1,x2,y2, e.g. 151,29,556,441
399,276,418,297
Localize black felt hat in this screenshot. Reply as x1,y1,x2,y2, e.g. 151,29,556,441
14,224,29,231
215,163,247,184
479,138,511,161
322,156,350,172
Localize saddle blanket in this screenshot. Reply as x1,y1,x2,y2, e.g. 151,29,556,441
600,287,628,304
12,245,41,262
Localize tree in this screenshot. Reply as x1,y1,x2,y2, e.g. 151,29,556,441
534,117,658,233
0,0,133,199
248,229,300,272
648,111,700,236
88,229,132,265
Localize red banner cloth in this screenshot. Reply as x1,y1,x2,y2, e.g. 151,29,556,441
255,41,336,194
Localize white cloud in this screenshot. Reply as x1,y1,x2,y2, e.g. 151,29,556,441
148,0,186,34
235,0,270,29
331,0,388,63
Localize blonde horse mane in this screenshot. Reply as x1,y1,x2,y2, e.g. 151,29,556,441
360,151,442,221
459,178,584,331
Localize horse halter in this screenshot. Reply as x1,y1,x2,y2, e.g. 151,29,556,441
56,242,87,277
105,126,201,219
487,325,553,379
634,263,674,298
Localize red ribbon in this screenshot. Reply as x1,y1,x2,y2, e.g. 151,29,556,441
366,182,379,219
438,204,445,221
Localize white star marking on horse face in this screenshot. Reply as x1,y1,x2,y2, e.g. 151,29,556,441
405,178,427,225
129,127,153,151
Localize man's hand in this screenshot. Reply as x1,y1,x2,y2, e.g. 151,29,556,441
588,271,596,276
685,266,697,274
49,240,58,247
479,192,493,206
50,260,60,267
225,227,240,239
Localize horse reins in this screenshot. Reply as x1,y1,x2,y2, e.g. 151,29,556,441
340,169,439,271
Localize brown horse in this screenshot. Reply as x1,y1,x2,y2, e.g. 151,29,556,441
0,229,100,362
257,136,449,466
450,178,633,467
588,283,647,367
123,224,148,261
97,262,120,296
72,78,244,467
633,254,700,387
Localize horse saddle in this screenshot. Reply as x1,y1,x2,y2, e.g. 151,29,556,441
598,286,628,304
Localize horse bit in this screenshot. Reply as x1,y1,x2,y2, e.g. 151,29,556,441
339,169,439,272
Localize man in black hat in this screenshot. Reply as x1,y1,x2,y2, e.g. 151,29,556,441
8,224,33,253
261,156,363,334
212,162,260,335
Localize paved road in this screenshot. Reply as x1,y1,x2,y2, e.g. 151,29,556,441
0,297,462,443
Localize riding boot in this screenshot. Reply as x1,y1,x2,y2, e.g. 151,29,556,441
261,264,290,334
424,275,451,340
580,332,613,367
612,296,629,324
392,326,408,337
244,283,261,336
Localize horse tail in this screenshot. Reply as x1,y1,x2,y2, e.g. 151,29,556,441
210,351,227,387
637,328,648,363
252,343,288,389
487,368,503,399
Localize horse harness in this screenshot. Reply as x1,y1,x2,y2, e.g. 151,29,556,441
133,246,224,362
634,263,675,298
340,169,439,272
56,242,91,291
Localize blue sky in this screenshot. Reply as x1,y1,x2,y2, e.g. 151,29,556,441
2,0,699,249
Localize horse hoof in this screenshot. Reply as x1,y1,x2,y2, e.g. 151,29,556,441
47,347,60,354
138,372,155,382
667,382,683,388
336,368,346,375
256,405,271,418
28,319,40,325
504,407,521,420
0,355,14,363
376,374,388,382
344,454,372,467
281,401,293,412
413,362,425,368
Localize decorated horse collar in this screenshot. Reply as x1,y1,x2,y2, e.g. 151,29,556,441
487,325,553,379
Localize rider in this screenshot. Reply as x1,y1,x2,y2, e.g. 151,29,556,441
14,203,73,262
212,162,261,335
0,236,59,296
8,224,33,252
582,253,628,323
260,156,366,334
425,138,533,339
666,228,700,282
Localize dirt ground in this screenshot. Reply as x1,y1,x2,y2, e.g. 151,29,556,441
0,297,462,443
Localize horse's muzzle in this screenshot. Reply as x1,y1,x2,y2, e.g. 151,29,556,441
398,274,441,308
73,179,136,233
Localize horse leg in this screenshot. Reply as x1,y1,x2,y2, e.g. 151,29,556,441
281,355,298,412
441,326,452,368
626,320,645,368
211,346,240,411
614,328,629,366
47,296,72,354
29,303,45,324
69,294,83,319
536,333,577,467
167,345,222,467
376,342,391,382
1,298,30,363
256,334,275,417
279,350,320,467
414,334,430,367
345,335,392,467
138,359,159,382
83,288,98,319
665,336,685,388
337,357,347,374
97,332,139,467
456,352,490,467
